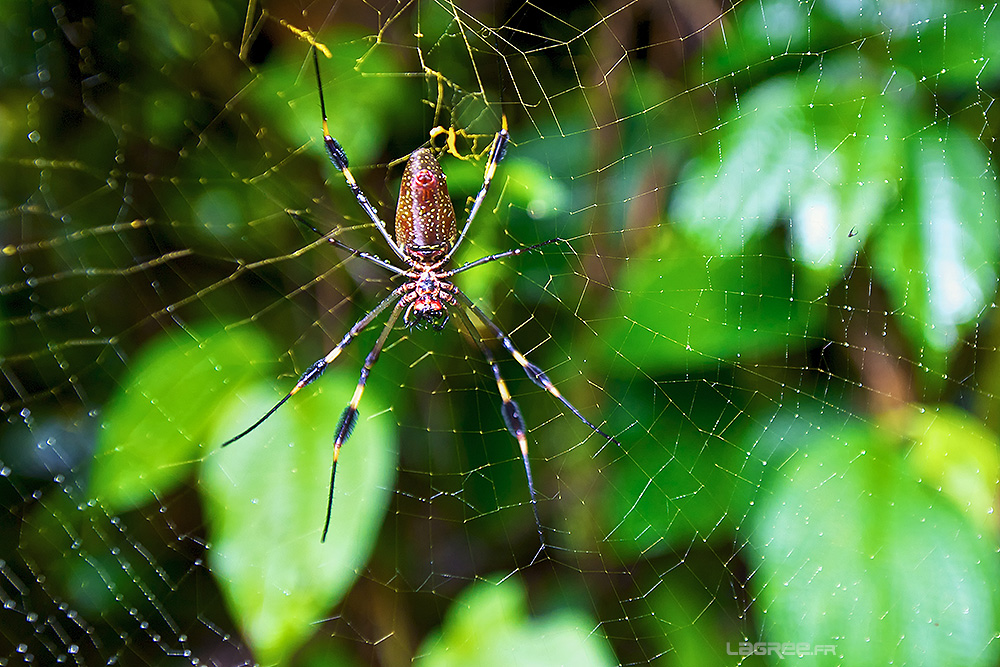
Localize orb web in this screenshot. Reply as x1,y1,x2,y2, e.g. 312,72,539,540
2,1,999,664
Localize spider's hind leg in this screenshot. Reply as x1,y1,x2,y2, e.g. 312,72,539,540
455,289,621,449
321,296,407,542
453,305,546,551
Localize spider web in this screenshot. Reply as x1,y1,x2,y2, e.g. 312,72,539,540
3,0,1000,664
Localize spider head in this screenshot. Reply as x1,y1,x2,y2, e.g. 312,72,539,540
404,296,450,331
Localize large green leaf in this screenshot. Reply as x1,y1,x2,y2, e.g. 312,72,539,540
701,0,819,85
831,0,1000,89
671,77,812,254
202,374,397,665
247,29,403,172
705,0,1000,91
747,417,1000,665
415,576,617,667
871,125,1000,356
787,60,904,272
90,326,273,511
672,60,903,277
592,231,825,374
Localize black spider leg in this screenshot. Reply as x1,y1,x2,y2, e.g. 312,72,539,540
220,285,406,449
312,48,407,262
442,237,564,278
440,114,509,265
288,210,406,276
322,297,406,542
452,305,545,549
454,290,621,449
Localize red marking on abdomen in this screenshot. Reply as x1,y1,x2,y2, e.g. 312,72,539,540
414,169,437,203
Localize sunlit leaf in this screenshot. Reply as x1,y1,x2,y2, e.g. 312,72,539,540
830,0,1000,89
671,77,812,253
871,125,1000,355
673,59,904,277
895,404,1000,538
787,60,905,273
202,375,397,665
90,327,273,512
748,419,1000,666
415,576,617,667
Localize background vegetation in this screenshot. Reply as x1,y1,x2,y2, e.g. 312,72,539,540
2,0,999,665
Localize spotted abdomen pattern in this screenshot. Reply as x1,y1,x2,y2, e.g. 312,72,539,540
394,148,457,263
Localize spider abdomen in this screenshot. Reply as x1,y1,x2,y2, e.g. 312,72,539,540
395,148,457,263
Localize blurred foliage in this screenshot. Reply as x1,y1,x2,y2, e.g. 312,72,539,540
745,405,1000,666
2,0,1000,665
204,374,397,665
415,576,617,667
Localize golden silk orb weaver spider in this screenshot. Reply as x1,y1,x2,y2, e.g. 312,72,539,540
222,49,621,543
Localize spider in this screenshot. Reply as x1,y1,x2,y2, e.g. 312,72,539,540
222,49,620,543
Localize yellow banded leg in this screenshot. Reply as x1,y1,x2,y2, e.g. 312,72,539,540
442,115,511,265
311,48,406,261
454,306,546,548
321,299,405,542
220,287,406,449
454,290,621,449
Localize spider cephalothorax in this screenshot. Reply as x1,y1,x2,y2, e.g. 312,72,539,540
221,48,620,545
401,270,455,330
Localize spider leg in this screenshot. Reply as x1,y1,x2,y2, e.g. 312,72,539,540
454,289,621,449
453,305,545,546
220,285,406,448
288,210,406,275
442,237,564,278
311,49,407,262
322,296,406,542
440,114,509,265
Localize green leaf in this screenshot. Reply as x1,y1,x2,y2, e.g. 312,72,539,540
202,374,397,665
671,77,812,254
596,380,767,559
701,0,816,82
836,1,1000,90
748,419,1000,666
673,60,904,277
132,0,227,62
871,125,1000,356
90,326,273,512
787,60,904,273
897,404,1000,539
415,576,617,667
248,29,406,171
500,158,572,221
645,563,766,666
592,231,825,374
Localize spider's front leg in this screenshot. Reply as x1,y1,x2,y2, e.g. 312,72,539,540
288,210,406,276
311,48,407,262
